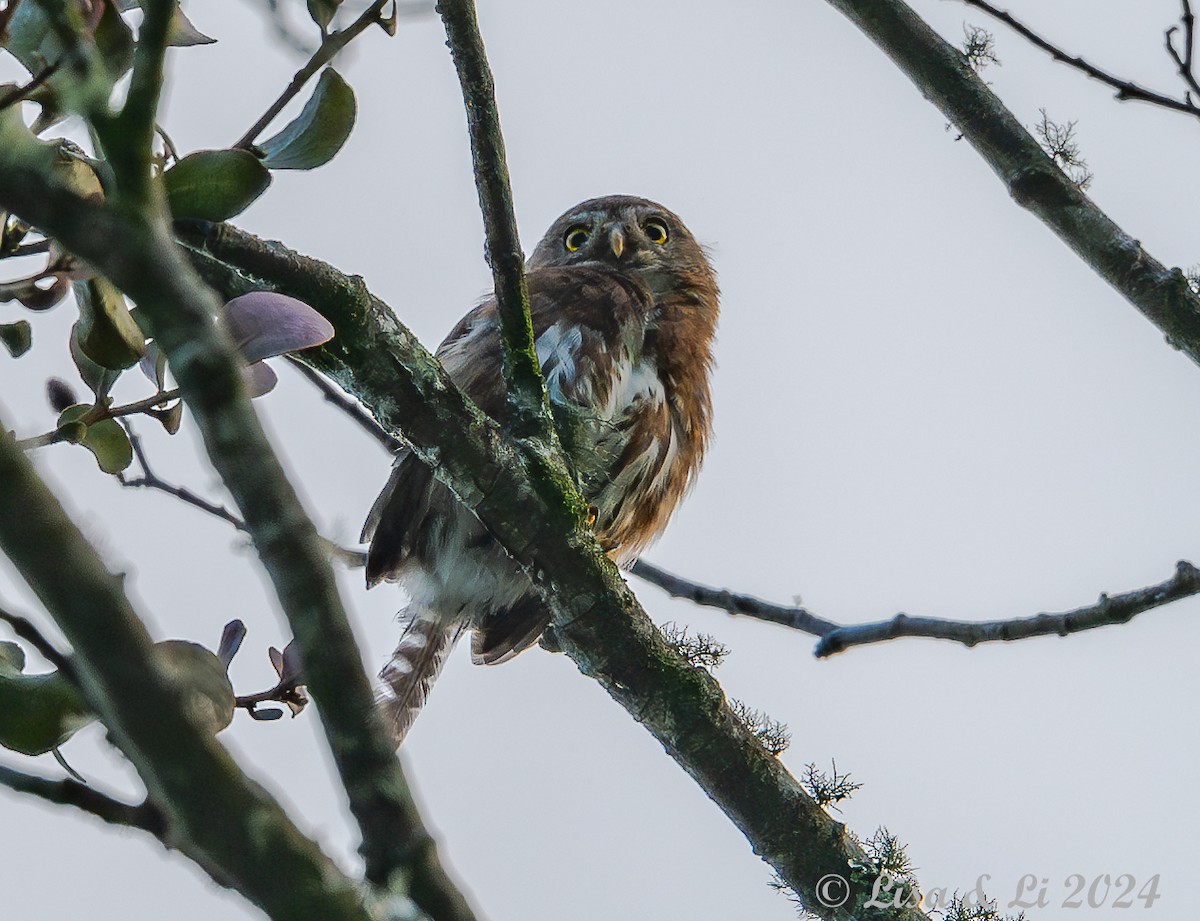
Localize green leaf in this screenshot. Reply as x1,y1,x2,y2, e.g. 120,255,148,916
58,405,133,475
152,641,235,735
0,643,94,757
306,0,341,31
73,277,146,370
163,149,272,221
0,321,32,357
69,323,121,399
260,68,356,170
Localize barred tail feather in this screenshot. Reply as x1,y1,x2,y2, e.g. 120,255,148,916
377,607,464,747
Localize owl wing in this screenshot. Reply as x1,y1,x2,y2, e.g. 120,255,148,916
363,266,653,593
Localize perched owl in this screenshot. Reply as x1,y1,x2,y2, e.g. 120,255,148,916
362,195,719,743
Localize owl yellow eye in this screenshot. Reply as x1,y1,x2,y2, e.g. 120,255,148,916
644,220,669,245
564,226,590,252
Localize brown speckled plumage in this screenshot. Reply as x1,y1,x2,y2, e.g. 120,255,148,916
363,195,719,743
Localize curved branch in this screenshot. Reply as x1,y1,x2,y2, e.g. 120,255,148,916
828,0,1200,366
0,125,471,917
0,764,164,836
633,558,1200,657
954,0,1200,118
179,223,931,921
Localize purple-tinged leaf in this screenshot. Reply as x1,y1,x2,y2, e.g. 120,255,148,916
217,620,247,669
244,361,278,397
222,292,334,363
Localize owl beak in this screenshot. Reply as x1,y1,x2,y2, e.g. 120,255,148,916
608,226,626,259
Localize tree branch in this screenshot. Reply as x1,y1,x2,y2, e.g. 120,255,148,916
0,124,470,915
0,602,77,681
437,0,558,445
827,0,1200,367
0,416,373,920
233,0,391,150
178,222,931,920
0,763,165,836
953,0,1200,118
1166,1,1200,101
632,558,1200,657
287,357,402,452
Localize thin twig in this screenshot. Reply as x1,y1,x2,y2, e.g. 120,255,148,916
1166,1,1200,100
117,424,367,566
0,764,165,835
233,0,391,149
0,59,62,112
287,357,401,452
632,558,1200,658
630,559,840,635
15,389,181,452
118,426,249,533
955,0,1200,118
0,603,75,677
825,0,1200,366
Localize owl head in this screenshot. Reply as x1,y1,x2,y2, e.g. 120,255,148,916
529,195,714,299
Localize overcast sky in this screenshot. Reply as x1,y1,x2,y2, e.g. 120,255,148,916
2,1,1199,919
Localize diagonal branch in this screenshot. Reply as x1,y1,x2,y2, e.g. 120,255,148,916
0,117,472,917
0,413,373,921
631,558,1200,657
829,0,1200,367
953,0,1200,118
0,763,165,836
178,222,931,921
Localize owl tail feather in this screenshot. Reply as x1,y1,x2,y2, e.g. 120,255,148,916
377,607,465,747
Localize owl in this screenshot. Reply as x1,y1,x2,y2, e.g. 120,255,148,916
362,195,719,744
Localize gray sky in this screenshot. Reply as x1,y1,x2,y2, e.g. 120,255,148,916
2,1,1198,919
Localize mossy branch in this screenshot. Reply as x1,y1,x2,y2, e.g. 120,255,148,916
178,221,931,921
0,127,472,919
825,0,1200,365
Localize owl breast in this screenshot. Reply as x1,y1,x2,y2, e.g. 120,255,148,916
536,326,693,566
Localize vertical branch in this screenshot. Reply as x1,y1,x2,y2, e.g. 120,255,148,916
828,0,1200,366
436,0,554,444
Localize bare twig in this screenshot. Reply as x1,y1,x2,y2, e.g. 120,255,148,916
813,561,1200,657
1166,1,1200,100
826,0,1200,366
954,0,1200,118
0,764,165,835
233,0,391,150
117,423,368,567
632,558,1200,658
0,59,63,112
118,426,249,534
287,356,401,452
630,559,840,635
0,603,75,678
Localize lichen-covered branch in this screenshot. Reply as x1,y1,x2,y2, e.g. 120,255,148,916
825,0,1200,365
178,222,930,920
632,558,1200,657
0,418,372,921
437,0,557,445
0,123,471,919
